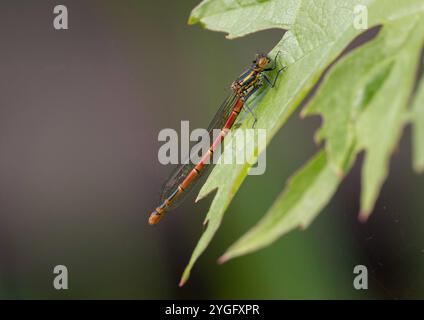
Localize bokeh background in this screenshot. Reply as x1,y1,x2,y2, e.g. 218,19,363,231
0,0,423,299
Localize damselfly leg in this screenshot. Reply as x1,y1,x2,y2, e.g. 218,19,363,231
237,55,286,128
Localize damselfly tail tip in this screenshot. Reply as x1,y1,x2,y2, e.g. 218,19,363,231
148,210,164,225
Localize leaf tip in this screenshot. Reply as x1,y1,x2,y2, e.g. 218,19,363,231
217,254,230,265
335,166,344,178
178,278,187,287
298,223,307,230
179,267,192,287
187,15,199,25
358,211,371,223
195,192,206,203
203,218,209,226
413,163,424,174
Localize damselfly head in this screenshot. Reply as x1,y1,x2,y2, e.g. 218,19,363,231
254,53,271,69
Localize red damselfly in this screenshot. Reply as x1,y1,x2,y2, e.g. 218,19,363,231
149,53,285,225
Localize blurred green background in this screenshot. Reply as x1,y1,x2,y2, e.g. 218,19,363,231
0,0,423,299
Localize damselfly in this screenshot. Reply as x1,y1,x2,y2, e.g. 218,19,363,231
149,53,285,225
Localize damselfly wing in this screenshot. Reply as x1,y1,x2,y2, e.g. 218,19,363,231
159,93,239,210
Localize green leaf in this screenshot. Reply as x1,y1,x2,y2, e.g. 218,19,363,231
189,0,297,38
181,0,363,285
304,14,424,219
412,66,424,173
219,149,354,262
355,19,424,219
180,0,424,285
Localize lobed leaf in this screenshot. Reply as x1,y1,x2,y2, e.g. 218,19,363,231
180,0,424,285
220,149,355,262
303,14,424,219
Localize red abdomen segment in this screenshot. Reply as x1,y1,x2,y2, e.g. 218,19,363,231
148,98,244,225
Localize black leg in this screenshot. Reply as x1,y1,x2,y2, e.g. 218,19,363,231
263,66,285,88
244,102,258,128
241,85,261,128
262,51,287,88
264,50,282,71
